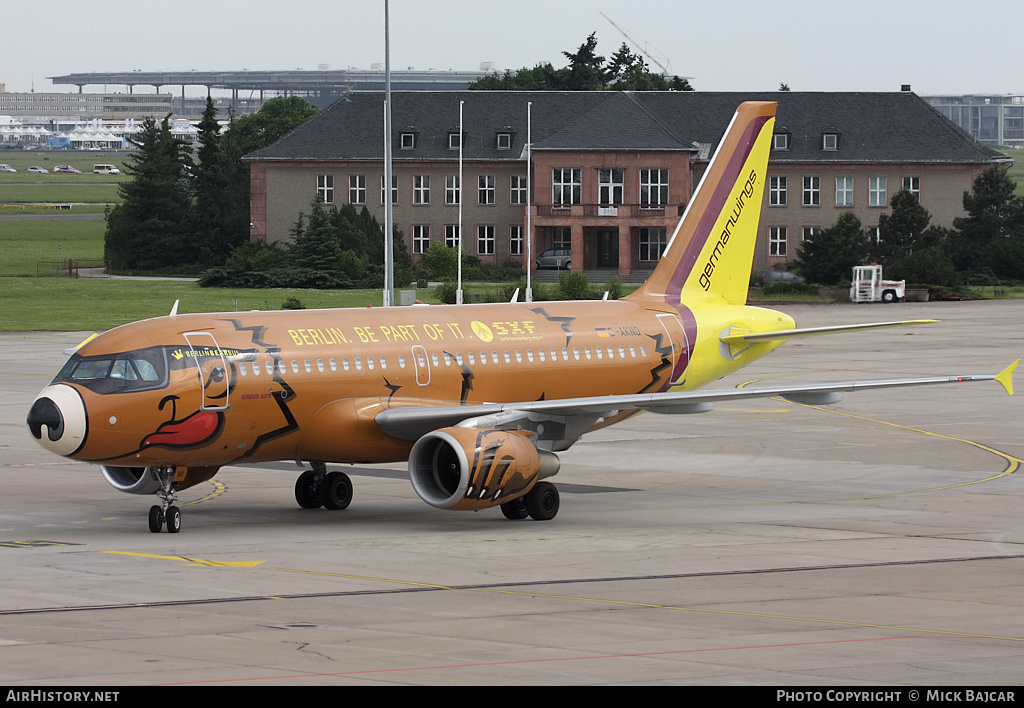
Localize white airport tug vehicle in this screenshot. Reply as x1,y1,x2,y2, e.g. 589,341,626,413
850,265,905,303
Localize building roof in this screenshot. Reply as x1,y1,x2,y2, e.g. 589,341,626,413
247,90,1006,165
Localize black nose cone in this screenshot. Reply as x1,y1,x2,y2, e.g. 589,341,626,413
27,396,64,441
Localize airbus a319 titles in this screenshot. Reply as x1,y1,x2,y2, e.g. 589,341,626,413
26,102,1016,532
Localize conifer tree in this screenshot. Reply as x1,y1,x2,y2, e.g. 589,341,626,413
104,116,195,270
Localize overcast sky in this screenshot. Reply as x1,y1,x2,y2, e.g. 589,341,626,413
4,0,1021,97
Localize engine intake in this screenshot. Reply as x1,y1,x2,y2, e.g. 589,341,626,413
409,427,559,511
101,465,219,494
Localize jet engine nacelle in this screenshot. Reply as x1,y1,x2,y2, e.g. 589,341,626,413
409,427,559,511
100,465,220,495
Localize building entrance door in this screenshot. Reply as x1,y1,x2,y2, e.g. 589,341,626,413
596,229,618,268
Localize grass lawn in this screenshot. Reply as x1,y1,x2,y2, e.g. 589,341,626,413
0,184,121,204
0,278,432,331
0,151,127,207
0,219,107,275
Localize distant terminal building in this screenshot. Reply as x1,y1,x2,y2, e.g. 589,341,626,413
0,91,174,120
45,68,492,116
923,95,1024,147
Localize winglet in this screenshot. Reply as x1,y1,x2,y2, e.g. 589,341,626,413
995,359,1017,396
169,300,179,317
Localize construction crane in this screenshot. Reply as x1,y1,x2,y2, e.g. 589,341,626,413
600,12,675,76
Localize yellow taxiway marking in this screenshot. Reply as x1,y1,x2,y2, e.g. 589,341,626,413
103,551,263,568
732,374,1024,500
266,567,1024,643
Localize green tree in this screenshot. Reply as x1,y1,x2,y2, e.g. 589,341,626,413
562,33,608,90
192,96,232,266
104,116,195,271
794,212,869,285
952,165,1024,273
211,97,321,265
225,96,320,156
470,33,693,92
873,189,947,264
418,242,461,281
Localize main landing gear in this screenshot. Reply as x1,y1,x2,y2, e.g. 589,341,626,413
148,466,182,533
500,481,560,521
294,461,353,511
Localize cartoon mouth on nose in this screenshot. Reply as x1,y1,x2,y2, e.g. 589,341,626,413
141,410,222,448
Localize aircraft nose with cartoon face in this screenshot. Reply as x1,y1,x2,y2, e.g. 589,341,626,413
27,384,88,458
27,335,235,532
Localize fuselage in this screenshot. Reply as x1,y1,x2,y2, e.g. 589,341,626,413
28,296,794,469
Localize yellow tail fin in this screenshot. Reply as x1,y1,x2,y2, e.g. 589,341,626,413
628,102,777,307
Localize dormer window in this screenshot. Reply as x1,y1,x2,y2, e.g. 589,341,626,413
496,132,512,150
400,131,417,150
822,132,840,151
772,132,790,150
448,132,462,150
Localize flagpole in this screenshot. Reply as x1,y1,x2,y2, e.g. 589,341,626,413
525,101,533,302
457,100,464,305
382,0,395,307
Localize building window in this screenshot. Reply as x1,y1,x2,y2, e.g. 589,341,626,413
553,226,571,249
822,133,839,151
400,132,416,149
477,225,495,255
510,175,527,205
903,176,921,199
769,226,787,256
349,175,366,204
412,224,430,254
869,176,887,207
497,132,512,150
413,175,430,205
803,176,820,206
317,174,334,204
448,132,461,150
381,175,397,205
773,133,790,150
836,177,854,207
868,226,881,243
510,225,524,256
598,168,624,205
553,168,581,207
640,168,669,208
802,226,819,242
639,227,667,261
444,224,459,248
478,175,495,204
769,176,787,206
445,175,460,205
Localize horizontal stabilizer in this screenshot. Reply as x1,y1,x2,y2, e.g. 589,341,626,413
720,319,939,345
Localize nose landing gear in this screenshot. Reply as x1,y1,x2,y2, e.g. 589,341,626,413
147,466,182,533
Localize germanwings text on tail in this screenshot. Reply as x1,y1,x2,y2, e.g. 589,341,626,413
26,102,1017,532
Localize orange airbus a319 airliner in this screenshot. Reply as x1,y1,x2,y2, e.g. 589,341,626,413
27,102,1016,533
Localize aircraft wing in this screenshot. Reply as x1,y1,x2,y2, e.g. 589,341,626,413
376,360,1017,444
719,319,939,346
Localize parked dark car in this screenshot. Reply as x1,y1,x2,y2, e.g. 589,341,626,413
536,248,572,270
753,270,805,286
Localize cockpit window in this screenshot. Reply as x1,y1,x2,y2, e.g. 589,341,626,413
54,347,168,394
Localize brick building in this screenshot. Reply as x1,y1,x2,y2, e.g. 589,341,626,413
245,91,1006,277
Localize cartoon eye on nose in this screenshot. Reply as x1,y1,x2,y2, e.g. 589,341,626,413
27,385,87,457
